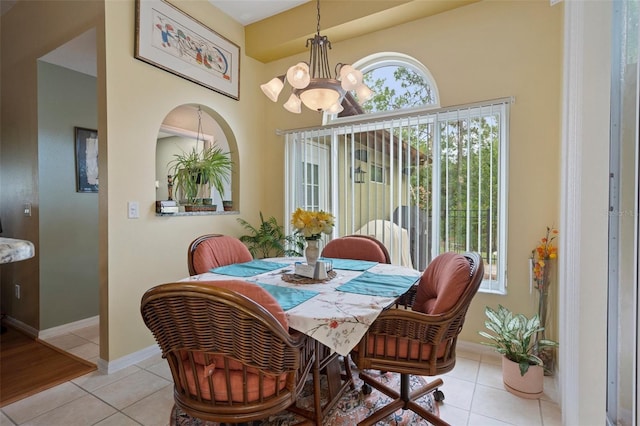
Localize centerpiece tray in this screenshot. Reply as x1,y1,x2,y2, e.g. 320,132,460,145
282,270,336,284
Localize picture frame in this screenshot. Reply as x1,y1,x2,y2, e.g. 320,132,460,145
134,0,240,100
75,127,99,193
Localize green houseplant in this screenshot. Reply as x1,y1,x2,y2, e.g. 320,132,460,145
479,304,558,376
237,212,305,259
168,145,232,207
479,305,558,399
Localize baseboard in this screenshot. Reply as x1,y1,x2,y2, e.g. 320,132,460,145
3,317,39,338
38,316,99,340
97,344,161,374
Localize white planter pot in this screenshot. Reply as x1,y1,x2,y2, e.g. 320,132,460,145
502,356,544,399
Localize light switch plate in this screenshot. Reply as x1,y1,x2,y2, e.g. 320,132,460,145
128,201,140,219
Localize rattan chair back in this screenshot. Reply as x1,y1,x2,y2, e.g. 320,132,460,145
140,281,314,424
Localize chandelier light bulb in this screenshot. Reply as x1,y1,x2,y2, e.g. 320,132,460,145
260,77,284,102
283,94,302,113
339,65,363,91
355,83,374,102
286,62,311,89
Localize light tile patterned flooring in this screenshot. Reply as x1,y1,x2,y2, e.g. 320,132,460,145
1,324,562,425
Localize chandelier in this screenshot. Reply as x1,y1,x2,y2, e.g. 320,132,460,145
260,0,373,114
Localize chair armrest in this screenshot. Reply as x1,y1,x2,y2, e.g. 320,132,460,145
367,306,465,346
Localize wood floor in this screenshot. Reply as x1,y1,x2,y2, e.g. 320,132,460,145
0,326,96,407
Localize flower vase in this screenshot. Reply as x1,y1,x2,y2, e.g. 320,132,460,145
305,239,320,266
531,258,556,375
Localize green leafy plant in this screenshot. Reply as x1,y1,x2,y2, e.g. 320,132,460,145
168,145,232,205
479,305,558,376
237,212,305,259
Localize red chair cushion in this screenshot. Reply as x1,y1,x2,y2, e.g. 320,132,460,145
359,334,447,359
412,252,471,314
181,358,287,402
179,279,290,402
192,236,252,274
322,236,388,263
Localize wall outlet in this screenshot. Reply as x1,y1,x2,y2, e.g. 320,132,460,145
15,284,20,299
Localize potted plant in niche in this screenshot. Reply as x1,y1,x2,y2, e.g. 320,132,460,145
168,145,232,212
479,305,558,399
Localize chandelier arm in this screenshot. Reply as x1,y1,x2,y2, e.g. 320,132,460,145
320,36,332,79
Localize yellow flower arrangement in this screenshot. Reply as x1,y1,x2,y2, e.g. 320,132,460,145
531,226,558,291
291,208,334,240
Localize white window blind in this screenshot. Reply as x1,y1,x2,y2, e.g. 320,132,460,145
283,98,510,293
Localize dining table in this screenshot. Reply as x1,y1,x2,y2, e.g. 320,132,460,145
183,256,421,424
184,256,421,357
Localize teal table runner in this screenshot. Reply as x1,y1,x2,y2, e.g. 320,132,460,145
210,260,288,277
258,283,319,311
336,271,418,297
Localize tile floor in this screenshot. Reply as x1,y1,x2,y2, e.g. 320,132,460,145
0,324,561,426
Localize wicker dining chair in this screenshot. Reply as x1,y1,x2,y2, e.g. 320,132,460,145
140,280,315,425
350,251,484,426
187,234,253,275
321,234,391,264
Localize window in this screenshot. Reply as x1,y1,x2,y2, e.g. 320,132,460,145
286,54,509,293
370,164,385,183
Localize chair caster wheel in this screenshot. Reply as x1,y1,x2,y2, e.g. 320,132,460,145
362,383,372,395
433,389,445,402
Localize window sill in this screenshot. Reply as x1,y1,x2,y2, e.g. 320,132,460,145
156,210,238,217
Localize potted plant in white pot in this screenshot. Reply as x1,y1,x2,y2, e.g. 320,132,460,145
168,145,232,211
479,304,558,399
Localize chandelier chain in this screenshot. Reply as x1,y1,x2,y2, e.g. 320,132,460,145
316,0,321,36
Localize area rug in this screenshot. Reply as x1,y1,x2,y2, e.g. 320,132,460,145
171,362,440,425
0,326,96,407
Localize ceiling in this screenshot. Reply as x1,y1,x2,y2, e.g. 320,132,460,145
208,0,309,25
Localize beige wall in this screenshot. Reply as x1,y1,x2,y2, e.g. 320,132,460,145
101,0,275,360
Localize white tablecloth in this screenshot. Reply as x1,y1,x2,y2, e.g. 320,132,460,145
184,257,420,356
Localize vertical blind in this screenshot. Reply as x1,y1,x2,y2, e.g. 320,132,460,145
283,98,510,292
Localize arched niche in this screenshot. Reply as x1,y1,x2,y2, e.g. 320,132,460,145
155,104,239,214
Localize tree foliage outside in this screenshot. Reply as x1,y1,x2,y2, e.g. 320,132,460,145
360,66,435,113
